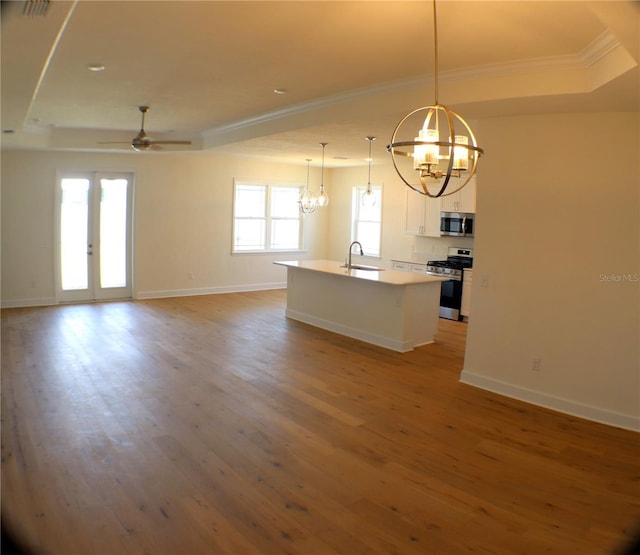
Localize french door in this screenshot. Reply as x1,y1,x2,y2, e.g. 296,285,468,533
56,172,133,302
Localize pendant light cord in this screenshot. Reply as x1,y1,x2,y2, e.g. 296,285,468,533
367,139,372,186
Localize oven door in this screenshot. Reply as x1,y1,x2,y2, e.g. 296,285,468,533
438,278,463,320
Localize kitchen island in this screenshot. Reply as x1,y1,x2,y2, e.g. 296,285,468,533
274,260,445,352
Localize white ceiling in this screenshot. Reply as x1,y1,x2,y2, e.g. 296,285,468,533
1,0,638,167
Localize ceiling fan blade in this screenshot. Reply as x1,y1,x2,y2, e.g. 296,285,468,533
97,106,191,150
148,140,192,146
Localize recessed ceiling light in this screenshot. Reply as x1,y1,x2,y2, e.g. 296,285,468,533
273,88,287,95
87,63,105,72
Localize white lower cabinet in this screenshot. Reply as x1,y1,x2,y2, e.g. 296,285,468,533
392,261,410,272
392,261,427,274
461,269,472,319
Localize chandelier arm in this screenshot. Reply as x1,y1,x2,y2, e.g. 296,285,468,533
390,142,484,157
388,122,422,195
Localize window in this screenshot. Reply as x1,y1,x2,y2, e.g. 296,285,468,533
232,180,303,253
351,185,382,257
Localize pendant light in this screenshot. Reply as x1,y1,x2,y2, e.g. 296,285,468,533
361,136,377,207
299,158,317,214
316,142,330,207
387,0,484,198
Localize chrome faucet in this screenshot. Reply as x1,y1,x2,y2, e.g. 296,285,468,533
347,241,363,269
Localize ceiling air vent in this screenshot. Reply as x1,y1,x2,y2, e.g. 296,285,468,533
22,0,49,17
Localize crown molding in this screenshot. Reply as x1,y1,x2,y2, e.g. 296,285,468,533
203,32,624,144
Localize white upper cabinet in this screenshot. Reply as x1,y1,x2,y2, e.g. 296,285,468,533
405,189,441,236
440,175,477,213
405,176,477,236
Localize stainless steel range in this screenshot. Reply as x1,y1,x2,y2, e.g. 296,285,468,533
426,247,473,321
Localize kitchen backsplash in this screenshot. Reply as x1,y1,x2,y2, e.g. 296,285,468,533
412,235,474,261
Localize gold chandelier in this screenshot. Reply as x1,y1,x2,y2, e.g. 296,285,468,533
387,0,484,198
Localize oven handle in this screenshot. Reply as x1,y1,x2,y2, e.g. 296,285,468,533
426,270,461,281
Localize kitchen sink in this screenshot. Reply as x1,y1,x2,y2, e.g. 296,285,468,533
340,264,385,271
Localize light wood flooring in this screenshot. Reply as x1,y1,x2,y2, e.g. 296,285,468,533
2,290,639,554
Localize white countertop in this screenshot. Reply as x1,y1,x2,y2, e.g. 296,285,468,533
390,257,432,265
274,259,446,286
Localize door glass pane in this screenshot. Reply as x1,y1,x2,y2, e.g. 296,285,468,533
99,179,128,288
60,178,89,290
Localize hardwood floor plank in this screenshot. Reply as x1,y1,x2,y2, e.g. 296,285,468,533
2,291,639,554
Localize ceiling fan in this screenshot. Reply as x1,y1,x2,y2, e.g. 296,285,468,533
100,106,192,151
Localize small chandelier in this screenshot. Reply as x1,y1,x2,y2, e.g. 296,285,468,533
387,0,484,198
299,158,317,214
361,136,377,207
316,142,330,207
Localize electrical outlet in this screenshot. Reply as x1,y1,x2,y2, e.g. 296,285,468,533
188,272,194,280
532,358,542,371
480,273,489,287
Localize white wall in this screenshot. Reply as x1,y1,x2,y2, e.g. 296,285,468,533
1,151,329,305
462,112,640,430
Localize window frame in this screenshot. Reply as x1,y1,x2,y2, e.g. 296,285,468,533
232,179,305,254
351,184,383,258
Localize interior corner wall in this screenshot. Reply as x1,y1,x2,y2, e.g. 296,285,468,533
462,112,640,431
0,150,329,306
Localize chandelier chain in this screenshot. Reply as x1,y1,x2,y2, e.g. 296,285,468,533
433,0,439,105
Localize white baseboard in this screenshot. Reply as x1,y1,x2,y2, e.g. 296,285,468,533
460,370,640,432
285,308,422,353
1,283,286,307
135,281,286,300
1,297,57,308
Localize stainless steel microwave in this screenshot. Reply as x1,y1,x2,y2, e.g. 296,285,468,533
440,212,474,237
